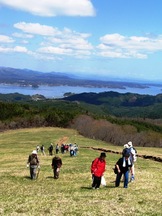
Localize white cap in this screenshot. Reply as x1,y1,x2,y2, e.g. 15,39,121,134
32,150,37,154
123,144,129,149
128,141,132,147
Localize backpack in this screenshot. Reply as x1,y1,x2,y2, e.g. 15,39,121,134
133,147,137,154
49,145,53,151
113,165,118,174
30,155,37,165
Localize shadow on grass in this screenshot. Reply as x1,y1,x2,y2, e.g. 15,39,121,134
80,186,94,190
24,176,32,180
24,176,40,181
46,176,54,179
105,185,115,189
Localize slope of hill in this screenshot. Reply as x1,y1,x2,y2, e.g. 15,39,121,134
0,127,162,216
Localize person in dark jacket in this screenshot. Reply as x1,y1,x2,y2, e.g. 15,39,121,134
48,143,53,156
115,151,132,188
55,144,59,154
91,152,106,189
52,156,62,179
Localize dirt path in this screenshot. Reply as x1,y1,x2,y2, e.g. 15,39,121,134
56,136,69,146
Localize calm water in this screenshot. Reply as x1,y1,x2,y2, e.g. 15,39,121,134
0,84,162,98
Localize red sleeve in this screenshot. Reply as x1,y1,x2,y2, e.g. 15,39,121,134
91,158,99,174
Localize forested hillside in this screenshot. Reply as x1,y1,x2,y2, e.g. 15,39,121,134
63,91,162,118
0,92,162,147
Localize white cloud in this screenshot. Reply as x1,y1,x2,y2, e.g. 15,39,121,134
0,0,95,17
13,46,28,53
5,21,162,61
12,32,34,39
13,22,93,58
37,44,92,58
38,46,72,55
14,22,60,36
0,45,29,53
97,33,162,58
0,35,14,43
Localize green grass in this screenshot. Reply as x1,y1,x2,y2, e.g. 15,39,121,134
0,127,162,216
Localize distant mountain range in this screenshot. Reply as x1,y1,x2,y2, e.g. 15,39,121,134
0,66,159,90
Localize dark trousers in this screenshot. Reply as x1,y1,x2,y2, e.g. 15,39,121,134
49,150,53,156
92,175,101,189
115,170,129,188
53,167,59,179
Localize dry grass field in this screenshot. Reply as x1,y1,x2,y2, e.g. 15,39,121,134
0,127,162,216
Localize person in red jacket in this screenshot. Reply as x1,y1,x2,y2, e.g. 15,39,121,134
91,152,106,189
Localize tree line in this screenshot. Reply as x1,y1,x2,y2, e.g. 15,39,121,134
0,99,162,147
71,115,162,148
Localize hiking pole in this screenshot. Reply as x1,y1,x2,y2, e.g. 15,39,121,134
36,167,40,179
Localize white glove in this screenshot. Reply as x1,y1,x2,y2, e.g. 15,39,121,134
38,165,40,169
26,164,29,168
56,168,60,172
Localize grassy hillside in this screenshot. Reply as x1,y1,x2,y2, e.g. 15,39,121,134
0,128,162,216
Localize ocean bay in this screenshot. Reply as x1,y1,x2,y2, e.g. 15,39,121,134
0,83,162,98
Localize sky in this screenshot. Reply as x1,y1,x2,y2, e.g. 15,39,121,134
0,0,162,82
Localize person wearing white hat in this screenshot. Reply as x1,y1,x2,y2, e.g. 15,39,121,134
128,141,137,181
128,141,133,147
124,144,129,149
122,144,131,159
27,150,40,179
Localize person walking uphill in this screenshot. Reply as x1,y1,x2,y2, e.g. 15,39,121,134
48,143,53,156
91,152,106,189
128,141,137,181
27,150,40,180
52,156,62,179
115,150,132,188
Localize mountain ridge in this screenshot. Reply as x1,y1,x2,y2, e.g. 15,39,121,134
0,66,157,90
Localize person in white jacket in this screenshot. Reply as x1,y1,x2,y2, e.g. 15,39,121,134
128,141,137,181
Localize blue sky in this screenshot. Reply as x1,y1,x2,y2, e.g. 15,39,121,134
0,0,162,82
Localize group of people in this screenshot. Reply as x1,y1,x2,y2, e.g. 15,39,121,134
27,140,137,189
48,143,78,156
27,149,62,180
27,142,78,180
36,144,46,155
91,141,137,189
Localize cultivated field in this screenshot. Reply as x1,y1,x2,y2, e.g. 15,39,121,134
0,127,162,216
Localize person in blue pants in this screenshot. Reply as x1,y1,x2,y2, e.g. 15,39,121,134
115,150,132,188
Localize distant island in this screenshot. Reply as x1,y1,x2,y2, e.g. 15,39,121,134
63,92,76,97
